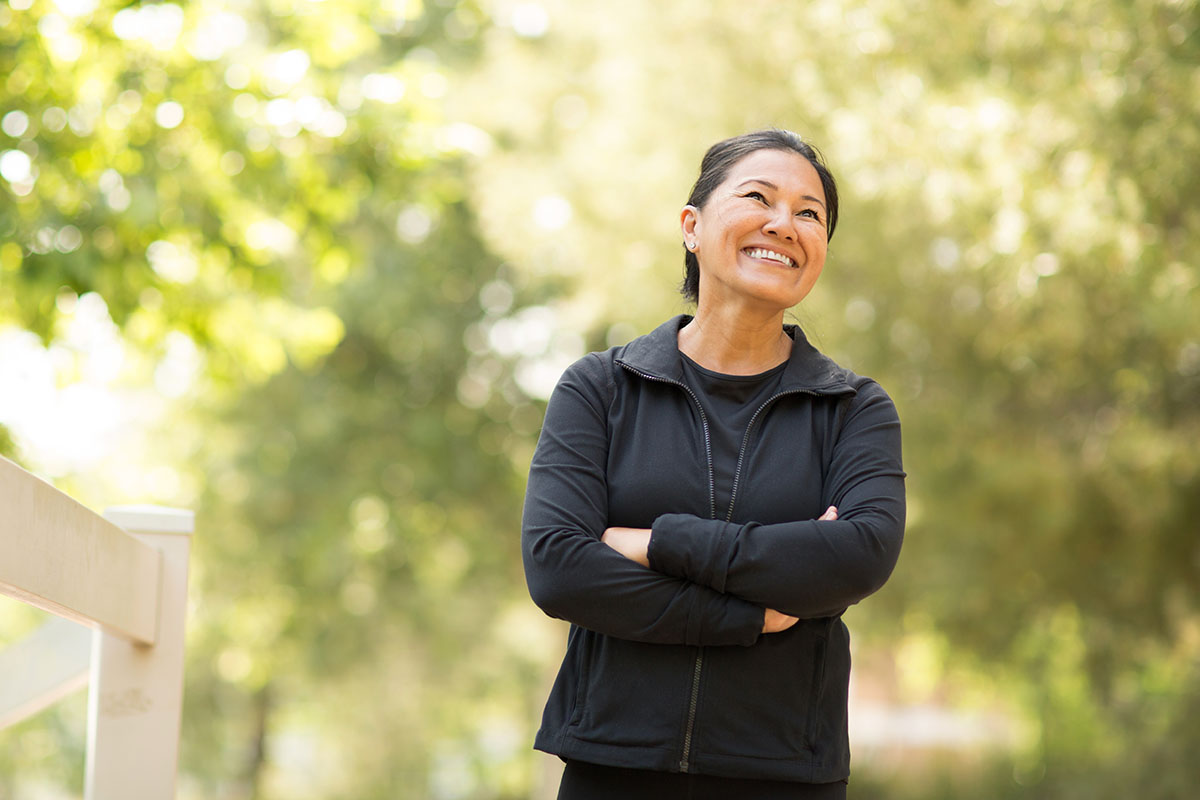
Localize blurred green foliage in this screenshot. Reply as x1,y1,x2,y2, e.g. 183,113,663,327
2,0,1198,798
182,191,551,797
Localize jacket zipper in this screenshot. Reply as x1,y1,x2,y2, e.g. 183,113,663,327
617,362,713,773
724,389,818,521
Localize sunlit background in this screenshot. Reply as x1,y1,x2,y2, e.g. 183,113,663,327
2,0,1198,797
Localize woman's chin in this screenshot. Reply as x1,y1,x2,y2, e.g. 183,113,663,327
734,282,815,311
700,271,819,312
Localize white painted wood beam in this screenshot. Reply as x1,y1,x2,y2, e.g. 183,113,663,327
0,457,161,645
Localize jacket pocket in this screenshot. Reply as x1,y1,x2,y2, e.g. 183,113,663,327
693,619,831,760
804,633,828,749
567,630,695,749
566,626,592,727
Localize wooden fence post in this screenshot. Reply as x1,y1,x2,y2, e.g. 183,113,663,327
84,506,194,800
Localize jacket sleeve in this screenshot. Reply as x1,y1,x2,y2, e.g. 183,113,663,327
646,379,905,619
522,354,765,647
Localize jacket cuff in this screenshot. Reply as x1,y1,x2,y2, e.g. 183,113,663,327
649,513,737,593
692,591,763,646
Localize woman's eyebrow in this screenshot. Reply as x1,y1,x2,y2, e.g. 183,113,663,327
735,178,826,209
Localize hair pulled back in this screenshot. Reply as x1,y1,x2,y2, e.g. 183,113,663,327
681,129,839,304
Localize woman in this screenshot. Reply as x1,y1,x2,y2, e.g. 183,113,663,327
522,130,905,799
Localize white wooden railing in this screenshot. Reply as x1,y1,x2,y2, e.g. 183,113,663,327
0,455,193,799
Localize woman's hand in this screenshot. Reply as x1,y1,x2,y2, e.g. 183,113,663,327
762,608,799,634
819,505,838,521
601,527,651,567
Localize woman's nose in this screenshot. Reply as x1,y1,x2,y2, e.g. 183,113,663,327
763,212,797,241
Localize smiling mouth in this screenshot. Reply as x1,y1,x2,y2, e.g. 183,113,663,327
743,247,796,268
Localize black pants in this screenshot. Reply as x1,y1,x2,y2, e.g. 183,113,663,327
557,760,848,800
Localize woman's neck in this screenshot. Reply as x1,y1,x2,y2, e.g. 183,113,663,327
677,306,792,375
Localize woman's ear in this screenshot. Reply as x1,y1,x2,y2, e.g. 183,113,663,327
680,205,699,244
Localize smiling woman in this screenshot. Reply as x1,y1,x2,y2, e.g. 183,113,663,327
680,147,832,366
521,130,905,799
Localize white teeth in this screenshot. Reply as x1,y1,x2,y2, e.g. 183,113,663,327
745,248,795,267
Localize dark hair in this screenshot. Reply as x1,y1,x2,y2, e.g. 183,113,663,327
681,129,839,304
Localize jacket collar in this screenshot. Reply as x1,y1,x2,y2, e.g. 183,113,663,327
615,314,855,395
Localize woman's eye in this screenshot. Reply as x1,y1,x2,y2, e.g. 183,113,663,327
744,191,766,202
799,209,821,221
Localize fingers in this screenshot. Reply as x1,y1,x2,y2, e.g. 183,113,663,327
818,505,838,521
762,608,800,634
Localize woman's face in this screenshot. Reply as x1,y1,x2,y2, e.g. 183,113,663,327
681,148,829,313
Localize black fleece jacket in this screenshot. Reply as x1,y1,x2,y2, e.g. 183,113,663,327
522,315,905,783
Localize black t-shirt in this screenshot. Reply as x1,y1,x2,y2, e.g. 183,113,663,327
679,352,787,520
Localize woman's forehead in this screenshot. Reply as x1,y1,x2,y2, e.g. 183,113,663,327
724,149,821,187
